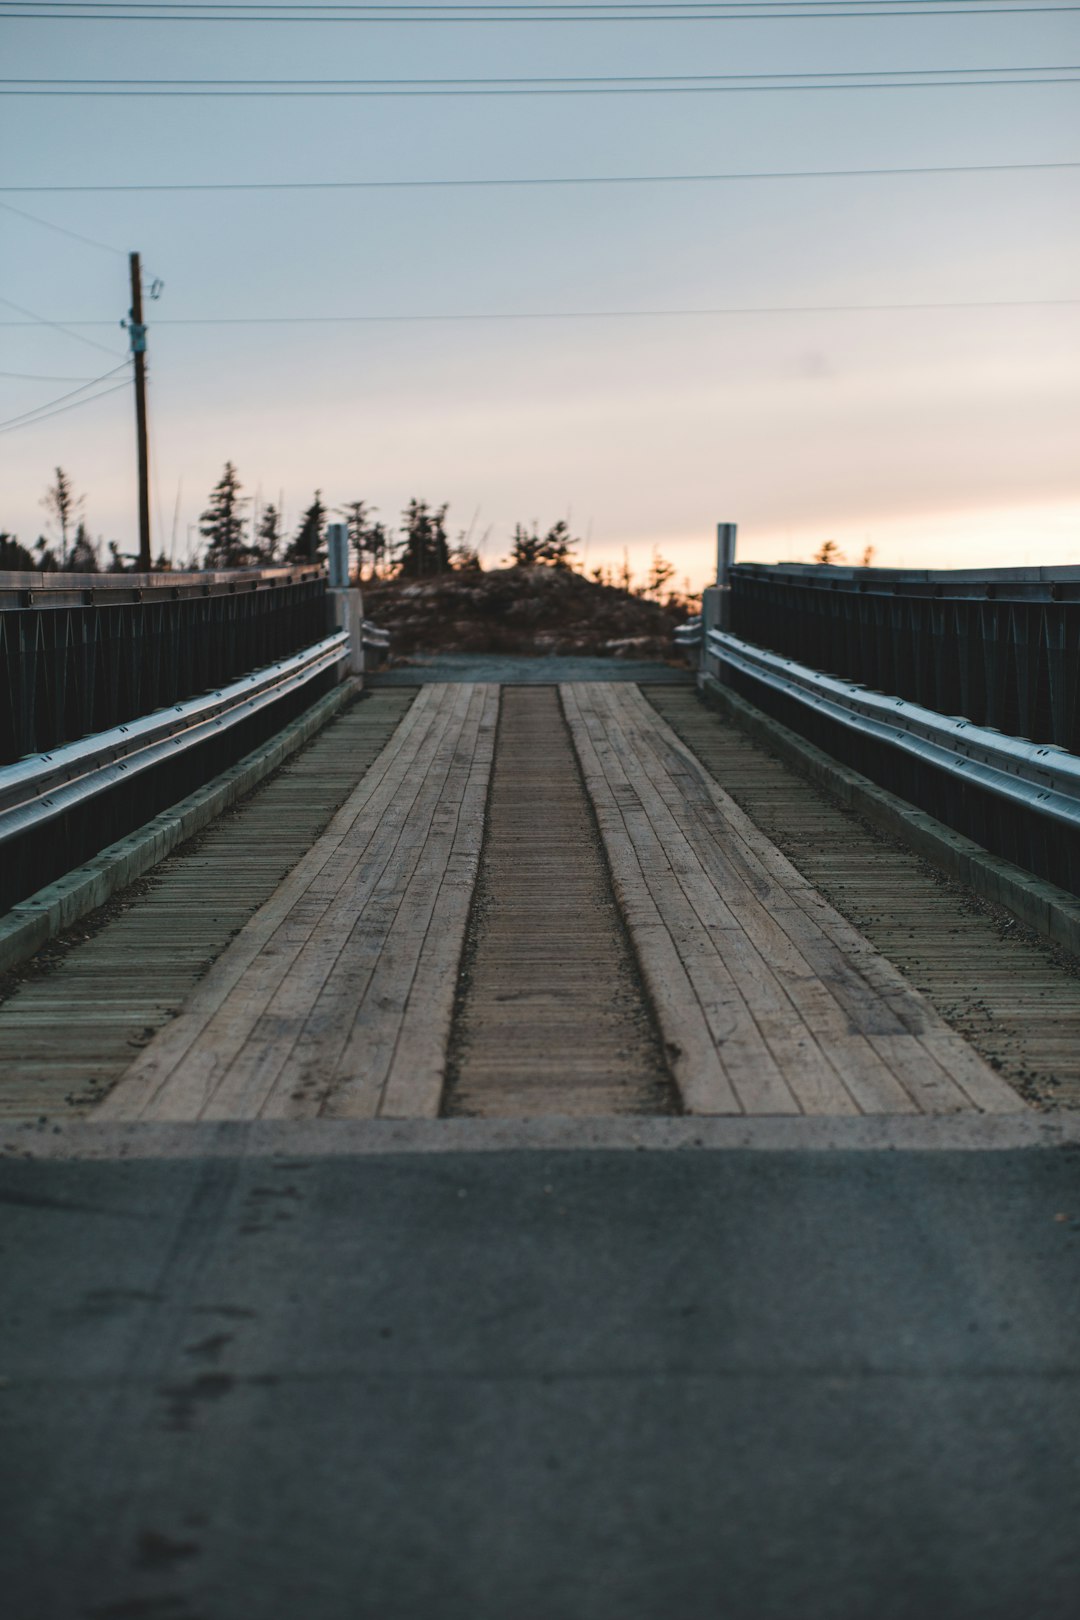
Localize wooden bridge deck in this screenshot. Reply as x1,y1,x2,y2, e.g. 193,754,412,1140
85,680,1020,1124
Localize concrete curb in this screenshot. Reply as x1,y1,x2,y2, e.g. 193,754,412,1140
699,672,1080,961
0,679,359,976
2,1111,1076,1160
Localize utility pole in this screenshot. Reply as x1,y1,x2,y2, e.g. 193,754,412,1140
128,251,152,572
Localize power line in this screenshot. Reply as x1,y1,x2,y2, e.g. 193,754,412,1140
2,4,1076,17
4,159,1078,193
0,199,127,257
5,2,1064,10
10,64,1076,81
1,297,1076,327
0,363,131,433
0,293,127,359
4,67,1078,95
0,369,101,380
0,1,1069,9
0,380,131,438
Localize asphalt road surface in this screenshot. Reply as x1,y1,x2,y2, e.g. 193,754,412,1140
2,1136,1079,1619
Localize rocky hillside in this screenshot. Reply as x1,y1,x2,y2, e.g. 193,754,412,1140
363,565,693,662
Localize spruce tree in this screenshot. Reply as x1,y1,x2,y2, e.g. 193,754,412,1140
397,500,450,578
199,463,249,568
256,502,283,562
287,492,326,564
69,521,99,573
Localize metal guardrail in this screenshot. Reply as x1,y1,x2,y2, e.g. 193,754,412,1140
728,562,1080,757
1,566,330,765
709,629,1080,831
705,626,1080,897
0,564,323,610
0,633,347,846
730,561,1080,604
0,628,349,914
674,615,702,650
361,619,391,656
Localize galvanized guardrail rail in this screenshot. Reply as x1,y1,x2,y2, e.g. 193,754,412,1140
0,564,328,767
0,566,362,912
729,562,1080,757
699,563,1080,898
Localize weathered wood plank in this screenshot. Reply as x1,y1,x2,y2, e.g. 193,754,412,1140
0,692,414,1122
97,686,441,1119
564,683,1021,1116
560,684,743,1115
96,684,496,1123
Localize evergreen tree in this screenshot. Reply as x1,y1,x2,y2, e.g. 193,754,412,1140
287,492,327,564
510,519,577,569
396,500,450,578
0,533,36,570
34,535,60,572
511,523,543,566
539,520,576,570
40,466,83,569
69,521,99,573
645,550,675,601
814,539,844,565
340,500,374,579
199,462,249,568
365,520,391,579
256,502,283,562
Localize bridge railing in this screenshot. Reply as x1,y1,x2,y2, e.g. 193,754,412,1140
0,564,329,766
0,564,364,915
699,563,1080,900
728,562,1080,756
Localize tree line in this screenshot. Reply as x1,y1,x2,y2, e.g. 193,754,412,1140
1,461,697,605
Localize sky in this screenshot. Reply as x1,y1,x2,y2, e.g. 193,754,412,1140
1,0,1079,589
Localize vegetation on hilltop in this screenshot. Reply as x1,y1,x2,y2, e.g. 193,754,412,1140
363,564,695,662
2,468,701,666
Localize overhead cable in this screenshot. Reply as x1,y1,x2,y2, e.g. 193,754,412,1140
3,4,1078,19
4,159,1078,192
0,293,128,359
0,381,131,437
0,199,127,257
5,66,1079,95
0,363,131,433
1,297,1076,328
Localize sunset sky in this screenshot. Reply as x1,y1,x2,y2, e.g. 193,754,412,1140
2,1,1078,588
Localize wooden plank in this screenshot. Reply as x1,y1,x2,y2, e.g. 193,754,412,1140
0,692,415,1123
97,685,467,1121
566,683,1019,1116
612,690,908,1114
582,684,874,1113
96,690,437,1119
560,684,742,1115
286,683,495,1118
202,684,480,1120
610,688,995,1111
369,685,501,1118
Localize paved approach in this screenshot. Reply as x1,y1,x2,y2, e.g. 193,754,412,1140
2,1128,1079,1620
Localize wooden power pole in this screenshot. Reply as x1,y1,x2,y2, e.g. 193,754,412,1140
128,251,152,572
